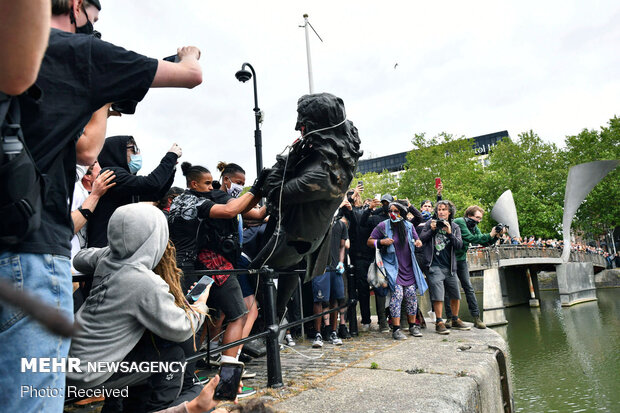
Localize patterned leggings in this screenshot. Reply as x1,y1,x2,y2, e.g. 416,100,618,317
389,284,418,319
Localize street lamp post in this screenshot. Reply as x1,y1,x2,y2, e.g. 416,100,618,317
235,63,263,179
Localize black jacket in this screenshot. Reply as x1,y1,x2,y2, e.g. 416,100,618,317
418,219,463,272
87,135,177,247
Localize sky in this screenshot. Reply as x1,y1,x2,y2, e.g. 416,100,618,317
96,0,620,185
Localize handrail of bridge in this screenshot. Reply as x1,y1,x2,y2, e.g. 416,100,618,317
466,245,607,270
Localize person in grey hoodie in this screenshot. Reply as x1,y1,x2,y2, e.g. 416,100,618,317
68,203,208,412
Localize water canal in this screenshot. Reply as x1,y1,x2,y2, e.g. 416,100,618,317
493,289,620,412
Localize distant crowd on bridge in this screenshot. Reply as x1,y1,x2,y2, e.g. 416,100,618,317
490,234,619,268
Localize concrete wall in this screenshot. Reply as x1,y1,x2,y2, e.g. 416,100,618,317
275,329,513,413
556,262,597,306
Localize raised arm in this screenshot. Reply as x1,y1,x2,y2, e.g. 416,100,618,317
151,46,202,89
0,0,50,95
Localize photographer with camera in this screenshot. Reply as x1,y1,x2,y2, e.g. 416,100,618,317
419,200,463,335
444,206,503,330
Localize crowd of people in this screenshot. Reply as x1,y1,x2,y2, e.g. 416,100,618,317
2,2,617,413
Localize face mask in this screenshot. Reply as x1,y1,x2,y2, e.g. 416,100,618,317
128,154,142,174
75,7,94,35
465,217,478,230
227,182,244,198
389,212,403,222
421,211,432,221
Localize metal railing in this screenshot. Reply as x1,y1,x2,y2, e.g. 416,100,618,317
466,245,607,270
182,266,358,388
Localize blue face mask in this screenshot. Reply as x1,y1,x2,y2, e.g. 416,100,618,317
128,154,142,174
421,211,432,221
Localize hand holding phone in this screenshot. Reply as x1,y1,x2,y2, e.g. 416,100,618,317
435,177,442,189
214,361,244,401
186,276,214,304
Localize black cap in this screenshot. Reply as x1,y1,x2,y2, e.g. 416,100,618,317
85,0,102,11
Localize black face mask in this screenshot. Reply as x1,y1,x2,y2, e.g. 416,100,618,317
72,7,94,35
464,217,478,231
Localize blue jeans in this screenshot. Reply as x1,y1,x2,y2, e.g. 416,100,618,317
0,252,73,412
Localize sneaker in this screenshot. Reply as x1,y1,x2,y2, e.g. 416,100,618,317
312,333,323,348
436,321,450,335
284,334,296,347
451,318,471,330
444,319,452,329
379,322,390,333
473,317,487,329
392,328,407,340
321,325,331,340
329,331,343,345
338,324,351,339
360,324,370,332
238,353,253,363
409,325,423,337
242,370,256,379
237,386,256,399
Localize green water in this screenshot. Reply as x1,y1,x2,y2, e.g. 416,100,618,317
493,289,620,412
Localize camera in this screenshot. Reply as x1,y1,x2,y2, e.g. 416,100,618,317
437,219,449,229
219,234,238,254
495,223,509,232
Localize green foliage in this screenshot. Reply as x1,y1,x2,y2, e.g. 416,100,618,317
350,170,399,201
353,116,619,240
483,131,567,238
369,362,379,369
400,132,484,218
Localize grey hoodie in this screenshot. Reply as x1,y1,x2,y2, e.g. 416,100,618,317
68,204,207,388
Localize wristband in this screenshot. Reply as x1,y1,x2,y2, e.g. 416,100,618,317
374,240,378,248
78,207,93,220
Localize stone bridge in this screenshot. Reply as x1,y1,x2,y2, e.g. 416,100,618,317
465,246,605,326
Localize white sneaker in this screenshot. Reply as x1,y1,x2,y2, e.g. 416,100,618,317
284,334,296,347
329,331,343,346
312,333,323,348
360,324,370,332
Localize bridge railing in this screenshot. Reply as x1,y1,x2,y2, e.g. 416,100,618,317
466,245,606,270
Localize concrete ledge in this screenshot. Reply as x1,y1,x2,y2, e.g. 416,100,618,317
275,328,511,413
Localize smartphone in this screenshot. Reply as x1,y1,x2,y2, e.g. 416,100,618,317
435,177,442,189
185,275,214,303
358,180,363,186
163,54,179,63
214,361,245,401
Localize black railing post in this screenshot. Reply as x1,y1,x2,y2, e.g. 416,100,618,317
346,264,358,336
262,268,283,388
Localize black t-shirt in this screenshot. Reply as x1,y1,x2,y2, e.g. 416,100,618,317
433,229,452,269
13,29,158,257
168,190,217,266
328,219,348,268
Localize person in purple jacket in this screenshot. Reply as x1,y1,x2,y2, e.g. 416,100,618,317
367,200,427,340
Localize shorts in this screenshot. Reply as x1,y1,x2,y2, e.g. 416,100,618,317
206,275,248,322
427,265,460,302
312,270,344,303
236,254,257,298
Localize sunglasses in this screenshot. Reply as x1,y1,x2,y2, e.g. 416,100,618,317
126,144,140,154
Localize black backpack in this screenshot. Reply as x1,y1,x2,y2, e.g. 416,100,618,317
0,92,42,246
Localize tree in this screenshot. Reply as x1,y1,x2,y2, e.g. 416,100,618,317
483,131,566,239
399,132,484,218
563,117,620,236
350,170,399,201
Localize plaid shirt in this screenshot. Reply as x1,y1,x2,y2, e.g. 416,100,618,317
197,249,233,286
